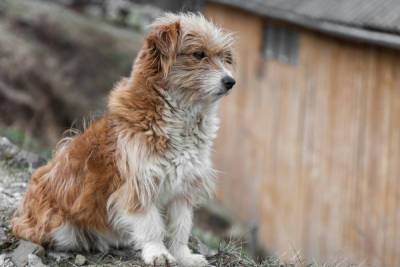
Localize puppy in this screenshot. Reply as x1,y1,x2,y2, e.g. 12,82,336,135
12,13,235,267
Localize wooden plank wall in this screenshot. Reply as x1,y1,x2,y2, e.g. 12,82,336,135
205,3,400,266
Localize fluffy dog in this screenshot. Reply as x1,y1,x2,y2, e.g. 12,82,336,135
12,13,235,266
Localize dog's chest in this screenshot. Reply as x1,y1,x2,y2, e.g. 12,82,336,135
158,108,218,202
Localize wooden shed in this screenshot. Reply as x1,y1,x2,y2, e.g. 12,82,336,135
199,0,400,266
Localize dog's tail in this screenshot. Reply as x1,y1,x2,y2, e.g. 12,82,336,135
11,163,62,245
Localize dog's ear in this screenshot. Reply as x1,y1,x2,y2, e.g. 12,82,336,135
146,21,181,78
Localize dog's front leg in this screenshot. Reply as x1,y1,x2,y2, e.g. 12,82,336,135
167,198,208,267
128,205,176,265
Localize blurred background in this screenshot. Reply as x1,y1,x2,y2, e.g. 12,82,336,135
1,0,400,266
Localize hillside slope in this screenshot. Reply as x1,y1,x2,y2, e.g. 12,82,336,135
0,0,143,145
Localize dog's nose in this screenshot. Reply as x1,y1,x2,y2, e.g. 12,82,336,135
222,76,236,90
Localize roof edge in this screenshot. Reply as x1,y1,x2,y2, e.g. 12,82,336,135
207,0,400,49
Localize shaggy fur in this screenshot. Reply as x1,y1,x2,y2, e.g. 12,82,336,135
12,13,235,267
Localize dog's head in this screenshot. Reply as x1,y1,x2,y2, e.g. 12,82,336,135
136,13,235,106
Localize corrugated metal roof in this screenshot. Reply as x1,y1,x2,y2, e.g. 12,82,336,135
209,0,400,48
261,0,400,34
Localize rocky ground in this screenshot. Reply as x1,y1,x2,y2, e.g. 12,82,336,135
0,137,284,267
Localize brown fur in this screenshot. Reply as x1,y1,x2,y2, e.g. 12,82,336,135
11,20,180,246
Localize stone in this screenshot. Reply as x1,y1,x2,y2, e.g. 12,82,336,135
74,254,87,266
0,254,16,267
47,251,72,262
10,240,45,267
0,137,46,169
12,150,46,169
0,137,19,161
27,254,48,267
0,227,7,248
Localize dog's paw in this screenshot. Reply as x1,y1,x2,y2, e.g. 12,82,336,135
177,253,208,267
142,244,177,266
171,245,208,267
143,252,177,266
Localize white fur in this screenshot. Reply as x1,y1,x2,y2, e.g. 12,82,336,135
114,132,164,208
152,13,234,51
167,198,208,267
52,223,114,253
111,206,176,265
106,101,218,266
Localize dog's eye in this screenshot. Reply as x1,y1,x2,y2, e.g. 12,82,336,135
193,51,206,60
